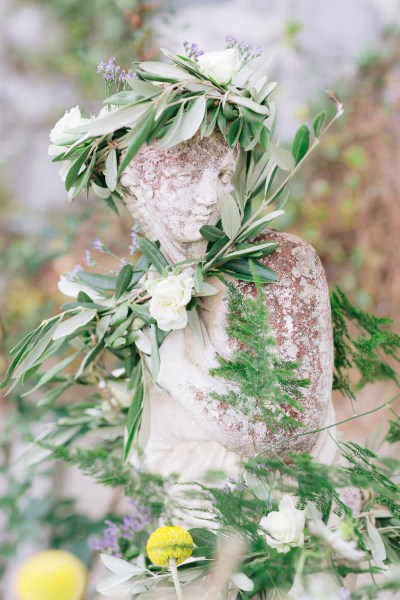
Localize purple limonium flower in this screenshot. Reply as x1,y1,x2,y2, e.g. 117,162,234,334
90,501,152,557
97,61,107,73
225,37,263,67
338,589,351,600
225,35,237,49
93,238,105,252
90,519,121,556
183,40,204,59
84,249,95,267
119,69,136,83
129,221,142,255
65,264,83,281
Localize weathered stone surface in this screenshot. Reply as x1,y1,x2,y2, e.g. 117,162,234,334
122,134,336,478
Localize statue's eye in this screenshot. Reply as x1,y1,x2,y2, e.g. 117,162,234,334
164,171,193,184
218,170,231,185
176,172,194,184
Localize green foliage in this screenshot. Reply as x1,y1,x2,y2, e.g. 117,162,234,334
331,287,400,399
46,442,173,520
0,461,104,574
210,280,309,432
21,0,156,94
386,414,400,444
203,443,400,599
341,442,400,518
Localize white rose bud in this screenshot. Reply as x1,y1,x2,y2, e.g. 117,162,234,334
197,49,239,85
146,272,193,332
258,495,305,554
48,105,91,155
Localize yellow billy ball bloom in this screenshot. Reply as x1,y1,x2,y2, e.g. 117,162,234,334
15,550,87,600
146,526,194,567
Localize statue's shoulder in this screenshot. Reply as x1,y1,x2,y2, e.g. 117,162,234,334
235,227,332,380
236,228,329,309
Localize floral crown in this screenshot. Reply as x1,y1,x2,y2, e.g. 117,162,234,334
49,37,342,210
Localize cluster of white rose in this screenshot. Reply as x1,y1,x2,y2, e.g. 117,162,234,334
258,494,364,559
197,48,240,85
258,495,365,599
258,495,305,554
146,272,193,332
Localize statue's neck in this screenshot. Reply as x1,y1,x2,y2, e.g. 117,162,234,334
143,219,207,265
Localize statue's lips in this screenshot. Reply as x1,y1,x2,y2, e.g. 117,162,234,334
192,210,213,221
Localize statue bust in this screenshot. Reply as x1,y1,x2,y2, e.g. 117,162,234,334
121,133,337,482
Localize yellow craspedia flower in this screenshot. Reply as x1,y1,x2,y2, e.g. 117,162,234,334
15,550,87,600
146,526,193,567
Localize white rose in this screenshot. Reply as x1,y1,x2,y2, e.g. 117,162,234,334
146,272,193,332
49,105,91,154
258,495,305,554
197,49,239,85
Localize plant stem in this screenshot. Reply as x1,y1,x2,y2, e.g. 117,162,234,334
268,392,400,454
169,558,184,600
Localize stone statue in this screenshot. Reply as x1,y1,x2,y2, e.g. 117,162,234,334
121,132,337,483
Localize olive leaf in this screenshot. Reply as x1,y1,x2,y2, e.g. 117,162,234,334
77,271,117,290
105,148,118,192
228,118,243,148
150,324,160,381
200,225,224,242
157,103,185,149
220,258,278,283
292,125,310,164
124,362,144,463
115,264,134,300
117,110,155,176
180,95,206,141
229,95,270,115
65,146,91,191
138,239,169,273
270,143,295,171
52,309,97,341
221,194,241,240
71,104,149,136
138,61,193,81
313,111,326,137
11,317,63,382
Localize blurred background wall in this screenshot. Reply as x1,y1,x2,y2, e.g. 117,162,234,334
1,0,400,597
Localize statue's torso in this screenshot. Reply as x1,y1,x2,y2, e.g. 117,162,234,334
143,230,336,479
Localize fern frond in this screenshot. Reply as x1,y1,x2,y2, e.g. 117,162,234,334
331,287,400,399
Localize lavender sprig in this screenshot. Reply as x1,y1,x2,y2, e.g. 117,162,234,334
183,40,205,60
90,501,152,558
97,57,136,97
65,264,83,282
84,249,95,267
129,221,142,256
225,35,263,68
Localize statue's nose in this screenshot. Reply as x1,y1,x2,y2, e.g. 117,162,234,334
196,172,218,206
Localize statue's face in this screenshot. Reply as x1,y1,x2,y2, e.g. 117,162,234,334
121,135,237,244
155,155,236,243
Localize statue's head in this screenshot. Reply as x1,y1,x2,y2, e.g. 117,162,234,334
121,133,237,246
